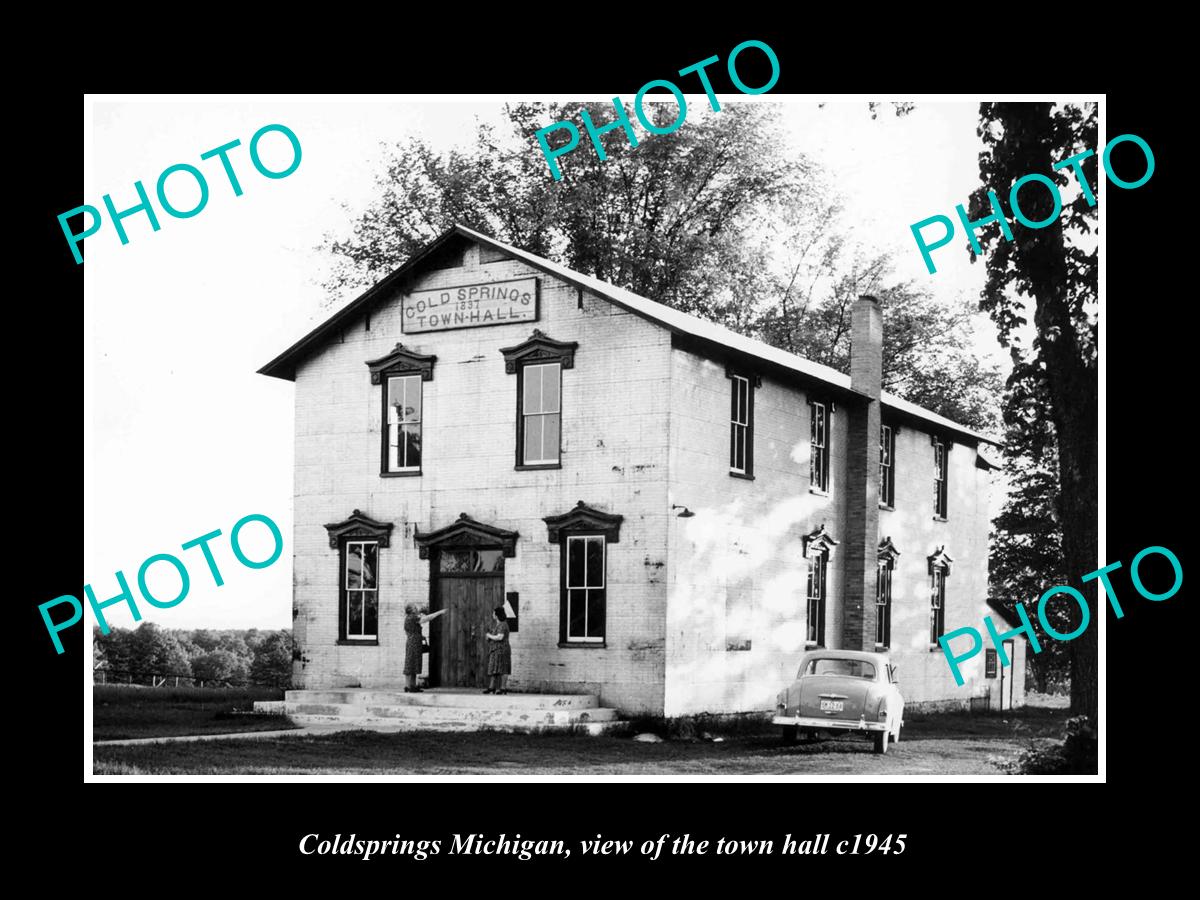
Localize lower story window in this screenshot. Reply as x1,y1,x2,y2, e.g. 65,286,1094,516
343,540,379,640
930,567,946,644
563,534,605,643
806,552,828,646
876,561,893,647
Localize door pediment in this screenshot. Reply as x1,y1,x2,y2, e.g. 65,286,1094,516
414,512,519,559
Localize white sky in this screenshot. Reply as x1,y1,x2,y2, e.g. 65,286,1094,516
84,97,1000,631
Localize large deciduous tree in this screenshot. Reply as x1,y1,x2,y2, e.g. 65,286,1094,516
967,103,1098,719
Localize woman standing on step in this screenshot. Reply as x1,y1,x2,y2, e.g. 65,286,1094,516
484,606,511,694
403,604,440,693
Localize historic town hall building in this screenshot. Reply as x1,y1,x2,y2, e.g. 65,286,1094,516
259,224,1023,716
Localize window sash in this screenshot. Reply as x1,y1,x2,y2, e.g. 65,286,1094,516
933,440,947,516
806,554,826,644
344,541,379,640
929,568,946,643
880,425,894,506
387,375,422,472
522,363,561,465
811,402,829,490
876,563,892,646
565,535,606,642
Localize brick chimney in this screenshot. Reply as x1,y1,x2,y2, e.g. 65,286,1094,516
841,295,883,650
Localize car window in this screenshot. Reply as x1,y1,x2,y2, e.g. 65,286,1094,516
804,658,876,679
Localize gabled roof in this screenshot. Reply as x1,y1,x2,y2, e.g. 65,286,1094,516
260,224,1001,447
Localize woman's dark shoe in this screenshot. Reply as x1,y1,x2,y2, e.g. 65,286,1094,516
483,688,494,694
403,687,412,693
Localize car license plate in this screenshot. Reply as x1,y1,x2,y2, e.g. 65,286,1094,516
820,700,844,712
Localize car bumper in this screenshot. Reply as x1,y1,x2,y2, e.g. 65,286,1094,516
773,715,889,732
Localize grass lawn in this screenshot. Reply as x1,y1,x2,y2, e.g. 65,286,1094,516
93,685,299,741
93,704,1071,775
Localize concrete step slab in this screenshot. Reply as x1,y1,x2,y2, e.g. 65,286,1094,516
284,702,619,726
285,714,631,736
283,689,599,710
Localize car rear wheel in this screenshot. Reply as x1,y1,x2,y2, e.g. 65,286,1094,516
874,729,889,755
781,726,798,746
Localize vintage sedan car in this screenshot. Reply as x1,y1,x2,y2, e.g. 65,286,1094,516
773,649,904,754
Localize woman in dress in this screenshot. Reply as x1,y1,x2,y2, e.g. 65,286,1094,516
403,603,437,693
484,606,511,695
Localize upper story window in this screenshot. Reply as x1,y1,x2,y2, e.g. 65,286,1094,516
365,343,436,478
323,509,395,647
880,424,895,507
387,375,422,473
933,436,949,518
725,367,759,479
521,362,561,466
501,330,578,471
810,400,831,492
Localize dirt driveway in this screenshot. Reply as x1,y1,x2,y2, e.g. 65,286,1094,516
93,706,1068,775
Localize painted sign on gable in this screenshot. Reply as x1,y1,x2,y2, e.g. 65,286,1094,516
402,277,538,334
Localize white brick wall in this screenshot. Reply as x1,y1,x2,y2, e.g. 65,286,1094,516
663,348,1004,716
291,244,671,713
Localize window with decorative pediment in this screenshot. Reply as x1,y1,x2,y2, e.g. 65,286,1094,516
928,545,953,645
324,510,395,644
545,502,623,646
501,330,578,470
803,524,839,647
876,536,901,649
365,344,437,477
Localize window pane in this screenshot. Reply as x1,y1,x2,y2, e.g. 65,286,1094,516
361,543,377,589
585,537,604,588
346,543,362,589
524,365,544,414
542,412,560,462
439,550,472,574
567,538,585,588
731,379,740,424
587,588,606,638
403,424,421,468
568,588,586,637
348,590,363,635
475,549,505,573
541,364,560,414
364,590,378,636
729,422,737,469
387,379,403,425
403,375,421,424
524,414,544,463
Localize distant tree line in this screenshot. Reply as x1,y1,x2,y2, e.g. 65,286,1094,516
93,623,292,689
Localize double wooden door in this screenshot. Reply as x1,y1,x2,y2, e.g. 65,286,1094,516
430,548,505,688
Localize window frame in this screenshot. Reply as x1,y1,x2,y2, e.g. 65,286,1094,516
725,367,759,480
880,423,896,508
383,372,423,475
516,360,563,469
806,551,828,647
809,399,831,493
929,565,947,645
560,532,607,645
875,559,894,649
339,538,380,644
933,436,949,519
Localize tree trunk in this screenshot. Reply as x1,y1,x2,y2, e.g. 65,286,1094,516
1007,105,1099,723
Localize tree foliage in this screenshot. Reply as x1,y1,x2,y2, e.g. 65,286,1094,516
968,103,1098,715
323,103,1002,429
93,625,291,687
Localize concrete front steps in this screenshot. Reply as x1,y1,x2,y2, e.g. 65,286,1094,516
255,688,628,736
